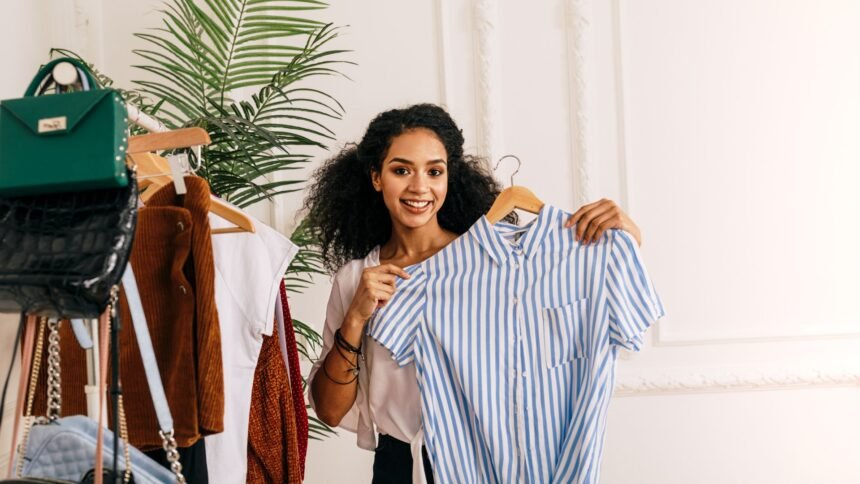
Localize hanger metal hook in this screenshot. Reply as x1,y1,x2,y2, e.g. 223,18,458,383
493,154,522,187
190,145,203,173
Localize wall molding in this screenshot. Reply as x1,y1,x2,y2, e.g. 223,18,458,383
434,0,451,107
614,367,860,397
654,320,860,347
474,0,503,165
610,0,860,348
610,0,630,210
565,0,593,207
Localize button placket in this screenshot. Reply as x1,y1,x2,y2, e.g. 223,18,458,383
512,254,529,482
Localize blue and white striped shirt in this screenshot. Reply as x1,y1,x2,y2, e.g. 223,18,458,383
368,205,665,483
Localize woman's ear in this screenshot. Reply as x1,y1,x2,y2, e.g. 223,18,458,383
371,169,382,192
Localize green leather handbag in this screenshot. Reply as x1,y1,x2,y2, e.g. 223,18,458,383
0,58,128,196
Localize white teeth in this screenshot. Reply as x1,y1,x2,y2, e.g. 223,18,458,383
403,200,431,208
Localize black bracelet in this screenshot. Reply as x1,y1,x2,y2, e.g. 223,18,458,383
335,328,362,355
321,355,359,385
334,340,360,367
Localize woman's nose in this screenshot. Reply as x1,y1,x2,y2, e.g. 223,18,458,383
407,175,430,193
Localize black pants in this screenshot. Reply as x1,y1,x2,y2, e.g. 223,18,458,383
372,434,434,484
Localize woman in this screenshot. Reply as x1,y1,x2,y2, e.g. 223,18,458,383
306,104,643,483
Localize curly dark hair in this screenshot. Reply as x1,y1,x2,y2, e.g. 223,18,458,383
303,103,514,274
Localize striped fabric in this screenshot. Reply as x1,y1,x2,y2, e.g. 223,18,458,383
368,205,664,483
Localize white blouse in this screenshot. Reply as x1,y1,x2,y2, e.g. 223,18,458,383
308,247,425,481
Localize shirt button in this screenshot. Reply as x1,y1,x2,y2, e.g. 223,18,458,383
513,297,519,305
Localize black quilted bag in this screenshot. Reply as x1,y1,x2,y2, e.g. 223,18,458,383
0,168,137,318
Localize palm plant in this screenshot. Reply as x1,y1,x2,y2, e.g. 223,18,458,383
57,0,350,441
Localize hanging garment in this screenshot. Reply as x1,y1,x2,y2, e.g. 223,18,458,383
203,213,297,483
247,299,301,482
367,205,665,484
117,177,223,448
31,177,224,452
277,281,309,477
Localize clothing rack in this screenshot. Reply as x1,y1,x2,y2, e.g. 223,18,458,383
126,104,169,134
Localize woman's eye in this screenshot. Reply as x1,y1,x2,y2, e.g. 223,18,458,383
429,169,444,177
393,167,409,175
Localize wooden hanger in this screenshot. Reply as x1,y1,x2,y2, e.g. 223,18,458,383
486,155,544,224
128,127,211,154
131,152,172,199
208,198,256,234
128,150,256,235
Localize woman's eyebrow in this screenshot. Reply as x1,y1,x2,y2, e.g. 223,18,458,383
389,157,447,165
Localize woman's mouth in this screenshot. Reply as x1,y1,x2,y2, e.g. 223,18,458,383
401,199,432,214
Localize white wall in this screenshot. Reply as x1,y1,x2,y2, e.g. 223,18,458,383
1,1,858,483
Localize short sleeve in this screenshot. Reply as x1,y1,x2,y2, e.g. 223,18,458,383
366,266,428,366
605,229,665,351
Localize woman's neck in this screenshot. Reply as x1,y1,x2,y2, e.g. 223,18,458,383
379,220,457,266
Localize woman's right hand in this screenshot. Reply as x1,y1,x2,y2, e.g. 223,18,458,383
344,264,411,325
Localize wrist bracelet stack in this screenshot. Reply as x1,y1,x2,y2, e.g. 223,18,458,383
322,328,363,385
335,328,362,355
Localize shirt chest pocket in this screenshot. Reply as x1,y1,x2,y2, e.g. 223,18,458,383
539,298,590,368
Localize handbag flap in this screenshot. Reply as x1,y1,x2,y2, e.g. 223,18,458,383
0,90,114,136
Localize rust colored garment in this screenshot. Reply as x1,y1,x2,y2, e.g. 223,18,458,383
31,177,224,451
280,282,308,476
247,307,301,483
118,177,223,448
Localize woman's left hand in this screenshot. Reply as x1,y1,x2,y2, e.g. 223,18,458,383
564,198,642,246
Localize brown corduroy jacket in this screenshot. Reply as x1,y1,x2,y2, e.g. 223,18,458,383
31,177,224,450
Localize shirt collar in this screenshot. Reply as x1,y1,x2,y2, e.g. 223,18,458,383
469,204,563,265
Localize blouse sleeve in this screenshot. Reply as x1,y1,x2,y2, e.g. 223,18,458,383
366,265,427,366
605,229,666,351
307,266,364,434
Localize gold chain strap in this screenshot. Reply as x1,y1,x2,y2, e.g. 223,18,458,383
45,319,62,422
16,317,47,477
117,395,132,484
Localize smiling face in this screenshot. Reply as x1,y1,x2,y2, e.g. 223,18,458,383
371,128,449,232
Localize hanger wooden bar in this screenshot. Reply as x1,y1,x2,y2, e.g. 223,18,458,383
209,196,256,234
127,127,211,154
128,152,172,199
486,186,544,224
